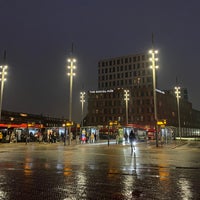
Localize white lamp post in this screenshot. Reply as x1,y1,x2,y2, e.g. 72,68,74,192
149,49,159,147
65,55,76,146
124,89,129,125
175,86,181,141
80,91,86,127
0,62,8,122
67,58,76,121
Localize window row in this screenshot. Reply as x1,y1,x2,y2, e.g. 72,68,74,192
99,55,147,67
99,70,151,80
99,77,152,88
93,99,154,107
89,114,154,124
98,62,150,73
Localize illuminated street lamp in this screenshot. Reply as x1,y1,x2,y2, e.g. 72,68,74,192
149,49,159,147
80,91,86,127
65,52,76,146
175,86,181,141
0,54,8,122
67,58,76,121
124,89,129,125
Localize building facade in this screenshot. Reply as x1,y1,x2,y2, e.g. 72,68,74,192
98,52,152,90
86,52,155,128
85,52,200,132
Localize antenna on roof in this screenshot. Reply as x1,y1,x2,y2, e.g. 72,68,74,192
3,50,6,64
70,42,74,57
152,32,154,49
175,76,180,86
3,50,6,60
72,43,74,54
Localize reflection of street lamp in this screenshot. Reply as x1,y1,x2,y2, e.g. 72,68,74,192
80,92,86,127
175,86,181,141
149,49,159,147
124,89,129,125
67,58,76,121
0,51,8,122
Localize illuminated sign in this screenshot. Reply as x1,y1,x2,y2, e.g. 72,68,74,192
89,89,114,94
157,119,167,125
156,89,165,94
109,121,118,126
66,121,73,126
20,113,28,117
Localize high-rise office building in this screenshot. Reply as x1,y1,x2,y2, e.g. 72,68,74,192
85,52,200,133
98,53,152,90
86,52,156,128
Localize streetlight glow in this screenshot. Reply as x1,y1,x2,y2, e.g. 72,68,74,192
175,86,181,140
149,48,159,147
124,89,130,125
64,48,76,146
0,62,8,121
67,56,76,121
80,92,86,127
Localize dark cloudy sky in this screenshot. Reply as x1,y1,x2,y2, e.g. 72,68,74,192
0,0,200,123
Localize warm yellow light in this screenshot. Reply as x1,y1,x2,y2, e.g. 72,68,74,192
20,113,28,117
175,86,181,98
68,58,76,63
149,50,153,54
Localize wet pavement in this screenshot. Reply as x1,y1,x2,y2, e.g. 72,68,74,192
0,141,199,200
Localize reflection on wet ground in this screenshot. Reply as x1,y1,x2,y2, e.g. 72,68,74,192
0,142,199,199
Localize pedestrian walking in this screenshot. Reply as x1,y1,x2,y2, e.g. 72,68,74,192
90,133,95,143
124,131,128,143
76,133,80,144
129,130,136,152
116,134,119,144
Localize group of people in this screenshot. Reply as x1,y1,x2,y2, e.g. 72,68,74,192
116,129,137,145
80,131,97,144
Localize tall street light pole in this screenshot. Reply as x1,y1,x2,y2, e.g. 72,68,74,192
67,58,76,122
124,89,129,126
66,47,76,146
0,51,8,122
80,91,86,128
175,86,181,141
149,49,159,147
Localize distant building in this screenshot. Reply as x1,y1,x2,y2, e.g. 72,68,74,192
166,88,189,101
98,52,152,90
86,52,155,128
1,110,66,128
85,52,200,131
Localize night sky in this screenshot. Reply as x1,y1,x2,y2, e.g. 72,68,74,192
0,0,200,123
